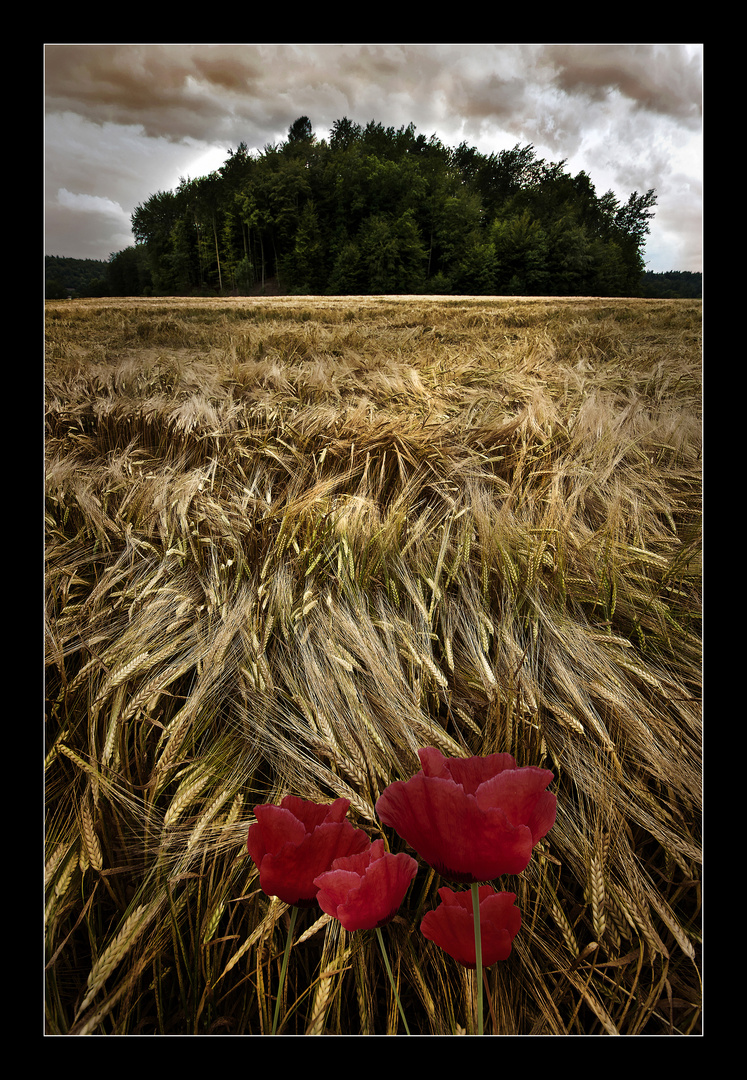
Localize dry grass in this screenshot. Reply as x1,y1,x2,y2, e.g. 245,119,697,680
45,294,702,1035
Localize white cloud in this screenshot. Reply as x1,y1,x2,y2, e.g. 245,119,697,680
46,188,135,260
57,188,128,219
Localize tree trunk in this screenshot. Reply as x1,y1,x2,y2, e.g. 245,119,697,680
213,215,223,293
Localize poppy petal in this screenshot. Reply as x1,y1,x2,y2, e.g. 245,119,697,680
376,773,534,881
420,886,521,968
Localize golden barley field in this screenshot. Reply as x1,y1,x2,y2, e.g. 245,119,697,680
44,294,702,1036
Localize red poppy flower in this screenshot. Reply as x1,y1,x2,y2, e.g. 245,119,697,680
420,885,521,968
247,795,370,907
313,839,418,932
375,747,556,883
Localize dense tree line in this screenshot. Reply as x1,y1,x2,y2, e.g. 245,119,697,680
45,250,153,299
639,270,701,299
45,255,111,298
49,117,668,298
45,255,702,301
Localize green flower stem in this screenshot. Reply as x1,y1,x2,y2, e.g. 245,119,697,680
471,882,483,1036
272,904,299,1035
375,926,411,1035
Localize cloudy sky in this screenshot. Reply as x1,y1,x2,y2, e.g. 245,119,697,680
44,43,703,274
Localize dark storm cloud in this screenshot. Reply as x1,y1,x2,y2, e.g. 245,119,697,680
45,44,384,153
546,43,702,125
45,43,700,153
45,44,243,141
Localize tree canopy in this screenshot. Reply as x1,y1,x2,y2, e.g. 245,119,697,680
80,117,665,297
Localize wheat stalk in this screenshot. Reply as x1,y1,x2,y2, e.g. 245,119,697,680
589,850,607,941
77,900,160,1013
79,798,103,873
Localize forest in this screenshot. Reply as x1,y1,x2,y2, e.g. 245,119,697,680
47,116,688,300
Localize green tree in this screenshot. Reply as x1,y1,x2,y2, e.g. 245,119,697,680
131,187,196,293
357,210,427,293
281,199,326,293
45,277,68,300
108,246,151,296
285,115,314,148
219,142,255,193
219,145,258,289
233,256,255,295
587,238,630,296
543,219,592,295
427,188,484,279
450,239,497,295
192,173,227,292
329,116,362,152
235,186,273,291
328,239,363,295
490,211,550,294
611,189,658,291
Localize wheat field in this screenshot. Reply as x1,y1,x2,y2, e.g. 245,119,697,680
44,294,702,1035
